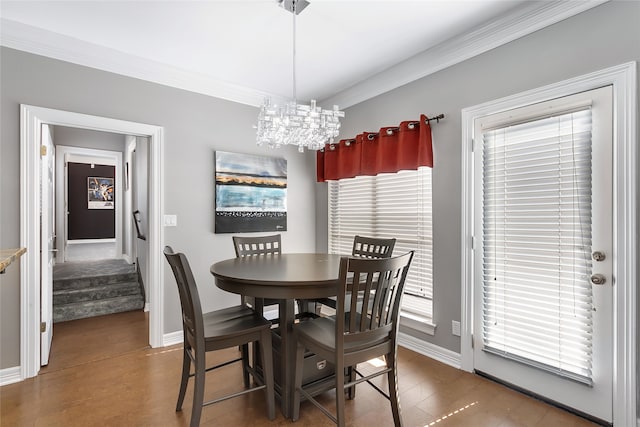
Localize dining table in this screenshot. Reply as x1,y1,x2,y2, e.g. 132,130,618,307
210,252,343,418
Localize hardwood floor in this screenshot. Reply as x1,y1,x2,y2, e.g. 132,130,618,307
1,311,598,426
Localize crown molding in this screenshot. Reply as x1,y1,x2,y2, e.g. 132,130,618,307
1,1,609,109
0,18,270,107
323,0,610,109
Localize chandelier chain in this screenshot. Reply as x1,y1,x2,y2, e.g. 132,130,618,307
255,0,344,152
292,0,297,103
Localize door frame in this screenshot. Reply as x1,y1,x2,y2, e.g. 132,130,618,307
461,62,637,425
20,105,165,380
56,146,123,263
40,123,55,366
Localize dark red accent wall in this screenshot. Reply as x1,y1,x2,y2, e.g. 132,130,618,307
67,162,115,240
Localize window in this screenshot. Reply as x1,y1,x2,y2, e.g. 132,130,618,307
328,168,433,324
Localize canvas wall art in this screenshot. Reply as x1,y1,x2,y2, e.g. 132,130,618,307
87,176,114,209
215,151,287,233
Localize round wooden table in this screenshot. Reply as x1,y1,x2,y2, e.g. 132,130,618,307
210,253,342,418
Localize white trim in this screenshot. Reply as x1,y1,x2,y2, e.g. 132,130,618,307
0,366,22,386
1,19,269,108
398,332,461,369
20,105,165,381
163,330,183,347
324,0,608,108
460,62,637,426
56,145,123,261
400,314,436,336
66,239,116,244
1,2,607,110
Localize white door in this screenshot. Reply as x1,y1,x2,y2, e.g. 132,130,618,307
40,124,56,366
473,86,613,422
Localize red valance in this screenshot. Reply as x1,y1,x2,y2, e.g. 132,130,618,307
316,114,436,182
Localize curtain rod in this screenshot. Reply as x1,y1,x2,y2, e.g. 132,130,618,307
426,114,445,123
329,113,445,146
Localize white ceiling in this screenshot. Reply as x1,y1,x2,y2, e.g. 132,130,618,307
0,1,606,108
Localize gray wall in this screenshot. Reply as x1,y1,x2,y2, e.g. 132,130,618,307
0,47,318,368
316,0,640,352
53,126,126,152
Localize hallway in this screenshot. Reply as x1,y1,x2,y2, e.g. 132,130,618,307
41,310,148,374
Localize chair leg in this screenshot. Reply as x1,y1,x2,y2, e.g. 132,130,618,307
190,350,206,427
346,365,357,400
387,352,403,427
241,343,250,388
335,359,346,427
259,329,276,421
176,346,191,411
291,343,306,421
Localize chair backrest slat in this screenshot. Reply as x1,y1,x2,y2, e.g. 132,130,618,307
233,235,282,257
352,235,396,259
336,252,413,350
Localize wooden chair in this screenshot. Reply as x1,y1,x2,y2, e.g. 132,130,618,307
311,235,397,311
163,246,275,427
232,234,282,316
292,251,414,427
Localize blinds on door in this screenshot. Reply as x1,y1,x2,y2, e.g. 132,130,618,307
328,168,433,314
480,108,594,384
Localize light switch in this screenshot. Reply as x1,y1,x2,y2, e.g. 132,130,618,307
452,320,461,337
164,214,177,227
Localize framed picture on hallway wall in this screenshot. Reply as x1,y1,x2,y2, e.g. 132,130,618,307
214,151,287,233
87,176,115,209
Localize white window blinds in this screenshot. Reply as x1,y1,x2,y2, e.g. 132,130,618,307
480,108,594,384
328,168,432,316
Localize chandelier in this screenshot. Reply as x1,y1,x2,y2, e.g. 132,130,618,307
256,0,344,153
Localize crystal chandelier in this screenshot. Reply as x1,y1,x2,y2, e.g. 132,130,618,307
256,0,344,153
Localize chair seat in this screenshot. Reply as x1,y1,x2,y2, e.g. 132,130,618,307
295,315,389,355
202,305,272,342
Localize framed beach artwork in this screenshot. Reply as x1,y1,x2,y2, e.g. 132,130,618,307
215,151,287,233
87,176,114,209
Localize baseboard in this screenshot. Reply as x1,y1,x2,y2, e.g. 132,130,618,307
0,366,22,386
143,302,150,312
67,238,116,244
163,330,183,347
398,332,461,369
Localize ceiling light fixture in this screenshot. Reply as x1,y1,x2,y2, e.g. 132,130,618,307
255,0,344,153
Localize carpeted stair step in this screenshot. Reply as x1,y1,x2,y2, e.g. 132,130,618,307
52,259,145,323
53,294,144,323
53,272,138,292
53,281,141,305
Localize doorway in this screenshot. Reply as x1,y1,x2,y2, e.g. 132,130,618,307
55,143,124,264
472,86,612,422
20,105,165,380
460,63,637,425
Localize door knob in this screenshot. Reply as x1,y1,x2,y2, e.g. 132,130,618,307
590,274,606,285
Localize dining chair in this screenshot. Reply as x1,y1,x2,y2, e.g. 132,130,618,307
163,246,275,427
310,235,397,312
232,234,282,316
291,251,414,427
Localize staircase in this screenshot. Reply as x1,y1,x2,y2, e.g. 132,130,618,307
53,259,145,323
